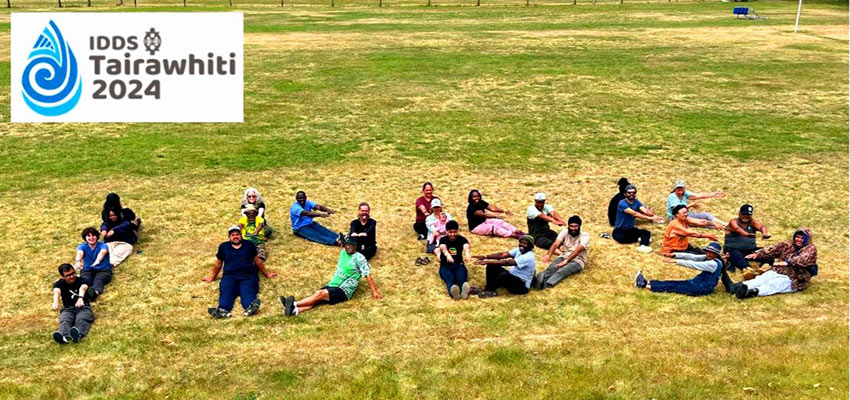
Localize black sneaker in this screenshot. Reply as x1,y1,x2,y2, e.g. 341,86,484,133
69,327,81,343
281,296,295,317
53,331,68,345
244,299,261,317
417,234,426,241
635,270,647,289
87,290,99,302
208,307,230,319
736,285,759,300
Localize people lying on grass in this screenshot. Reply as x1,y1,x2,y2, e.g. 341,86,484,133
613,185,663,253
721,228,817,299
723,204,771,272
526,192,566,250
635,242,727,297
537,215,589,290
100,207,137,267
203,226,277,319
436,220,471,300
101,192,141,232
289,190,344,246
472,235,536,298
241,187,273,238
413,182,436,240
349,202,378,261
74,227,112,302
52,263,94,345
281,236,382,317
660,205,719,256
425,198,453,253
665,180,726,230
466,189,523,239
607,177,631,228
239,204,267,261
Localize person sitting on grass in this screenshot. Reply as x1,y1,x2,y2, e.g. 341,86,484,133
349,202,378,260
437,220,471,300
607,177,631,228
52,263,94,345
537,215,589,290
203,226,277,318
722,228,817,299
290,191,343,246
281,236,383,317
466,189,523,239
101,193,142,232
472,235,536,298
425,198,453,253
414,182,436,240
613,184,663,253
665,180,726,230
661,205,719,256
241,187,273,238
239,204,267,261
526,192,566,250
100,207,137,267
74,227,112,301
723,204,771,272
634,242,727,296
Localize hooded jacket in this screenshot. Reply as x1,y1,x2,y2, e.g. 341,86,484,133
755,228,817,291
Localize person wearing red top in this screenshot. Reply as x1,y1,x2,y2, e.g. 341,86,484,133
413,182,436,240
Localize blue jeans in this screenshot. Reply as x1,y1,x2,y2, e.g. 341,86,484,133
439,263,468,296
295,222,340,246
218,274,259,311
650,266,722,296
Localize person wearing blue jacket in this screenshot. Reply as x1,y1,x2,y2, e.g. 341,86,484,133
634,242,727,296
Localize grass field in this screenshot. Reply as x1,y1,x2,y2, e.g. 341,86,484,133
0,1,848,399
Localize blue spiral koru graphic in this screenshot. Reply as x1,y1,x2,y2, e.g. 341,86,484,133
21,20,82,117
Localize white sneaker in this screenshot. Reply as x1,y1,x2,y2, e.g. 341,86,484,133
637,245,653,253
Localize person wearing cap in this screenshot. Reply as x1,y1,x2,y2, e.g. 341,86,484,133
661,205,719,256
425,198,453,253
607,177,631,227
238,204,267,261
290,191,344,246
723,204,771,271
526,192,567,250
665,180,725,230
613,184,663,253
349,202,378,260
634,242,727,296
203,226,278,318
537,215,589,290
437,220,471,300
466,189,523,239
414,182,436,240
472,235,536,297
722,228,818,299
280,236,382,317
241,187,273,238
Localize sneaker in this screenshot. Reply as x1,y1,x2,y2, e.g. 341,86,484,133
599,232,611,239
478,290,498,298
53,331,68,345
281,296,295,317
87,290,99,302
243,299,261,317
417,233,426,241
460,282,470,300
449,285,460,300
69,327,81,343
208,307,231,319
637,245,653,253
634,270,647,289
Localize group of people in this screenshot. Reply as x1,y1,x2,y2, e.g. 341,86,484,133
51,194,141,345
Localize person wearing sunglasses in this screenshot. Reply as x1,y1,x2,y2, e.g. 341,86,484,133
613,184,663,253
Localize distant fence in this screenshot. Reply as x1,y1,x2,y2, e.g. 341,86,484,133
6,0,709,8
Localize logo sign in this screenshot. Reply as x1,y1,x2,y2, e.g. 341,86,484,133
11,13,243,122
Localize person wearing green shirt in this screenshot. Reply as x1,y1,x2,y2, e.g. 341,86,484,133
280,236,382,316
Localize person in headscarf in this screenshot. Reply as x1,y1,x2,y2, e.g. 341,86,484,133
240,187,273,238
607,178,631,227
722,228,817,299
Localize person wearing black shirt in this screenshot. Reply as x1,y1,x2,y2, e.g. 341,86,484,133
203,226,278,318
466,189,523,239
437,220,471,300
52,263,94,344
349,203,378,260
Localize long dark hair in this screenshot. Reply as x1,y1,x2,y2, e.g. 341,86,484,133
103,206,125,229
468,189,481,204
102,193,122,223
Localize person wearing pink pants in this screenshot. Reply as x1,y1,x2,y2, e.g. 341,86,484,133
466,190,524,239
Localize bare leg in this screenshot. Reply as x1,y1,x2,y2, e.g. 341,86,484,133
295,289,330,314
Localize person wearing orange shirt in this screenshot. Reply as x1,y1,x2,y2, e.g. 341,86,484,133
661,205,718,256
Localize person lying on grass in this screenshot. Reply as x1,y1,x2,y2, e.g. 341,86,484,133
660,205,719,256
537,215,589,290
723,204,771,272
472,235,536,298
665,180,726,230
239,204,267,261
437,220,471,300
241,187,273,238
526,192,566,250
635,242,727,296
280,236,382,317
74,227,112,302
425,198,453,253
466,189,523,239
613,184,663,253
722,228,817,299
203,226,277,319
52,263,94,345
290,190,344,246
349,202,378,261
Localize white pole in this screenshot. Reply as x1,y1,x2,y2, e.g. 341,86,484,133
794,0,803,33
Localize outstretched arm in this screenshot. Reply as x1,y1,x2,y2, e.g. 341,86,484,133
689,191,725,200
255,256,277,278
752,218,770,239
543,237,563,263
